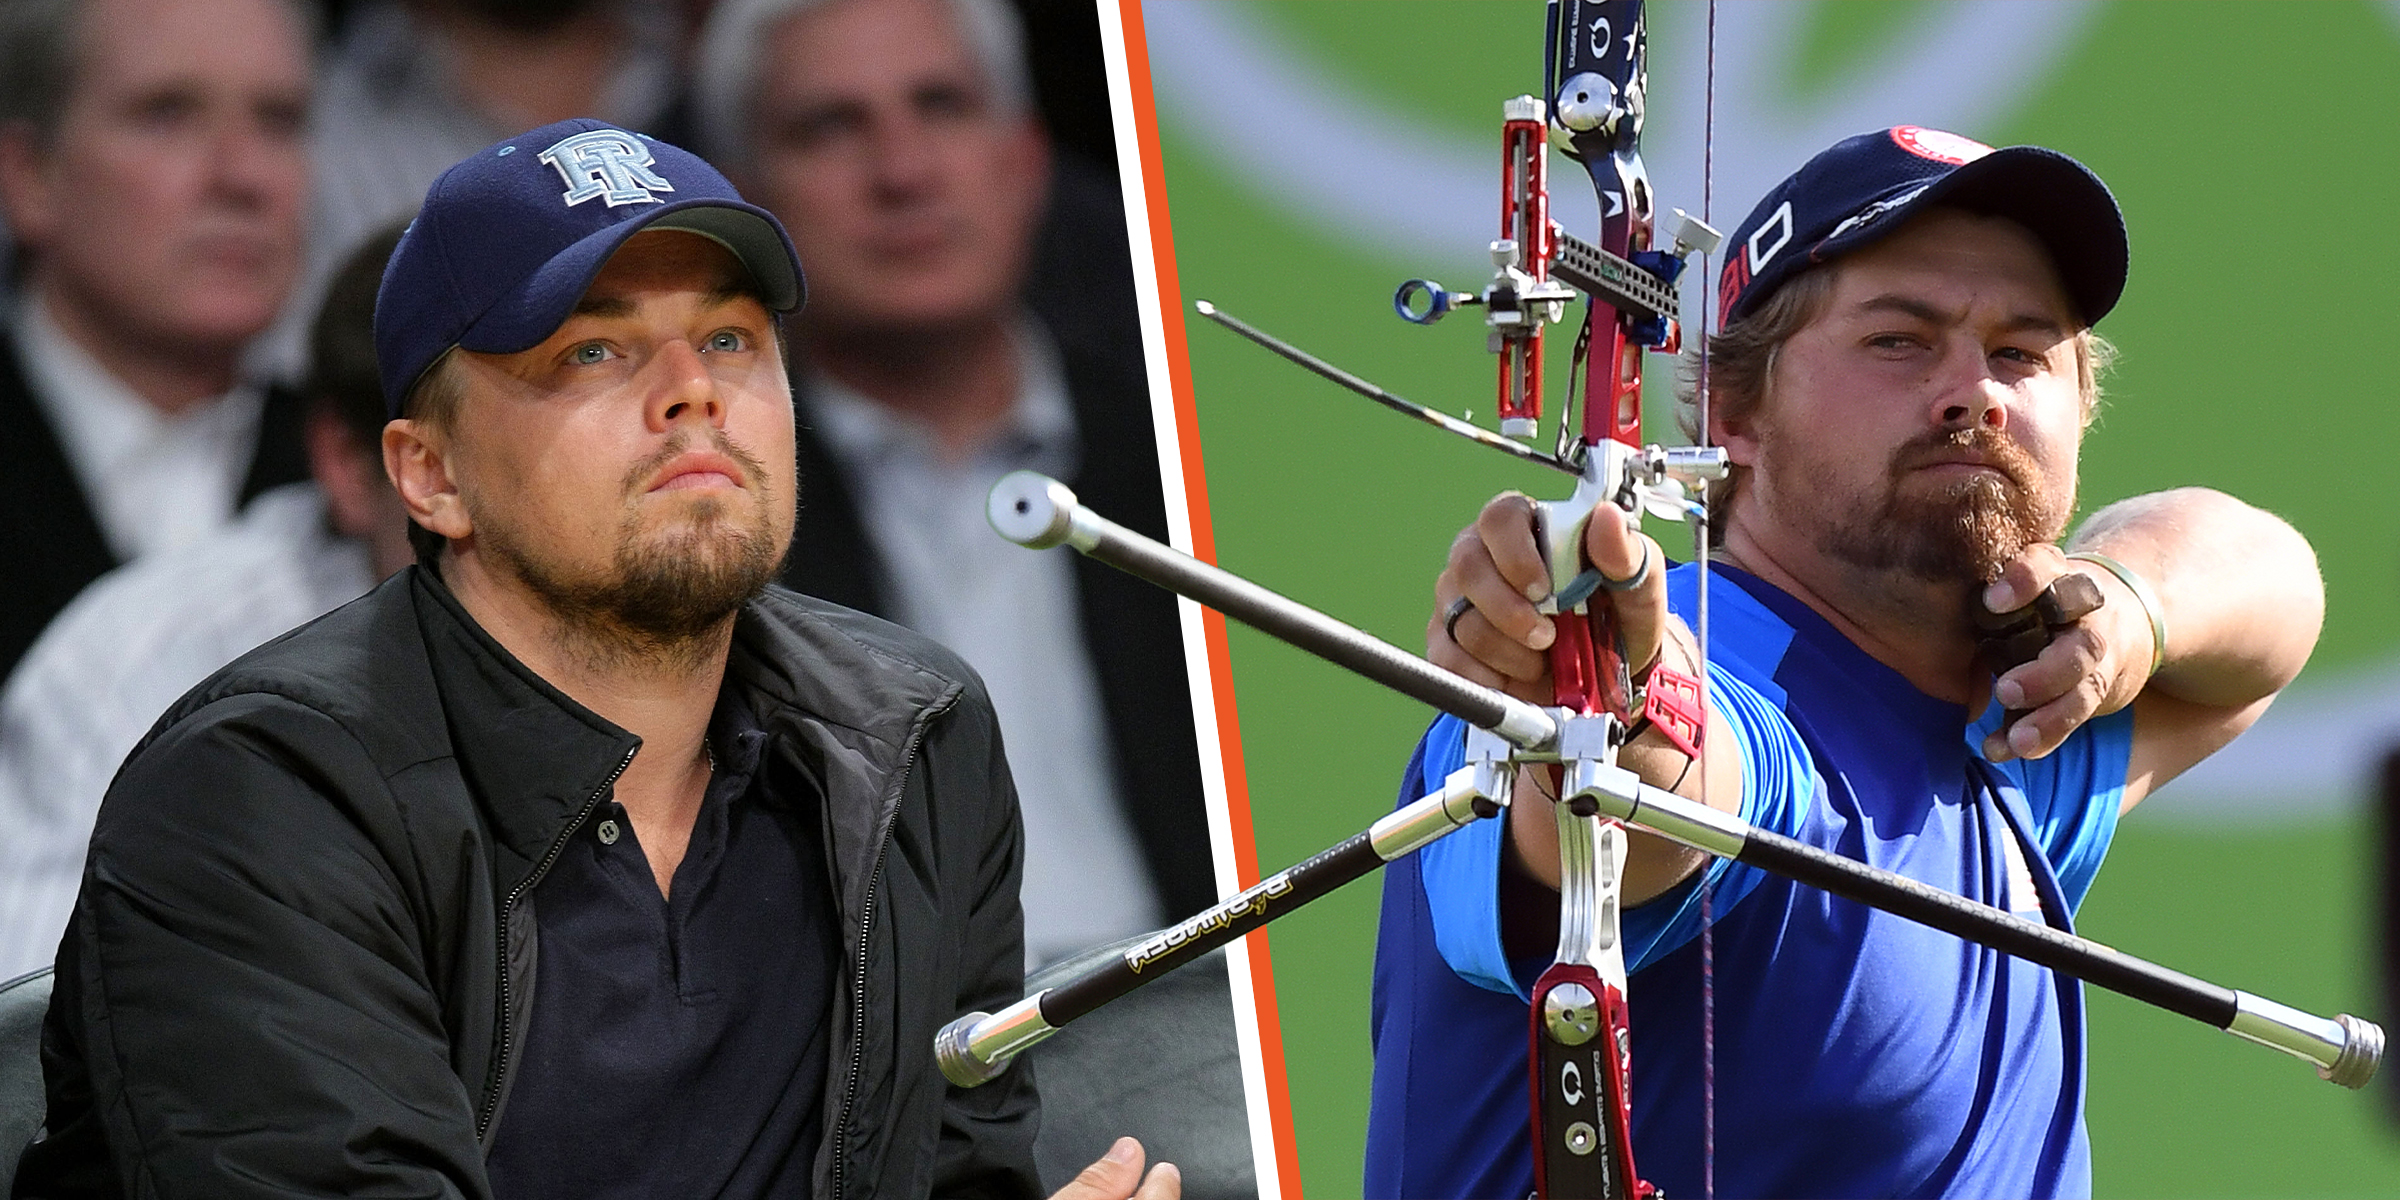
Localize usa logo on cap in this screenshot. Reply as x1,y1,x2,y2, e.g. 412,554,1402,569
1890,126,1991,165
1713,126,2127,329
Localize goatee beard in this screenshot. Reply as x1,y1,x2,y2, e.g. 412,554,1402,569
1825,426,2070,584
483,430,788,673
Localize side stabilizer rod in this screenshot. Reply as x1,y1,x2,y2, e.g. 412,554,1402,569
1561,756,2384,1089
1192,300,1578,477
938,760,1506,1086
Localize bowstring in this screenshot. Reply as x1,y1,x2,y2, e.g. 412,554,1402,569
1697,3,1719,1197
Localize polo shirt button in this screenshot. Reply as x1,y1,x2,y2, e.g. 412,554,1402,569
596,819,621,846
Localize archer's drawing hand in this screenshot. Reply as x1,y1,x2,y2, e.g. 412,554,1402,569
1428,492,1669,704
1978,544,2150,762
1048,1137,1180,1200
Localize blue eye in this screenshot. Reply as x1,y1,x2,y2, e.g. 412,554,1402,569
704,330,747,353
572,342,613,365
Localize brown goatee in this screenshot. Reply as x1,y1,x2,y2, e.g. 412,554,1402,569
480,428,789,672
1824,426,2071,584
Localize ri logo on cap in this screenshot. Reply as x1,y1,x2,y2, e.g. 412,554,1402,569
538,129,676,208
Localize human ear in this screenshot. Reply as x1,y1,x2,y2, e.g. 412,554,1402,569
1710,409,1761,468
382,418,472,541
0,123,59,250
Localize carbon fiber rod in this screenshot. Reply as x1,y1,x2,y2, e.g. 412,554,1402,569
937,760,1504,1086
1192,301,1578,477
1560,756,2384,1089
986,471,1558,751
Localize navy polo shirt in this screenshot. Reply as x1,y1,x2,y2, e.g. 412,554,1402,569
487,690,835,1199
1365,564,2131,1199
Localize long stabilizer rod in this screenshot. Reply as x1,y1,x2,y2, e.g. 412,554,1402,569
966,471,2385,1091
938,759,1504,1086
987,470,1559,751
1558,755,2383,1089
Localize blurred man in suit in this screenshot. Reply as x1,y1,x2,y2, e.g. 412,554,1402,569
0,0,313,679
696,0,1212,968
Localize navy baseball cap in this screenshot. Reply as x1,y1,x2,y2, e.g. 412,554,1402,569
376,118,805,417
1715,126,2126,329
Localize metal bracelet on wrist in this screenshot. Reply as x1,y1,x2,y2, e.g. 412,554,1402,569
2066,550,2168,679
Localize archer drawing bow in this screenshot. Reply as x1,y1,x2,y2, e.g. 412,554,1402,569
932,6,2384,1199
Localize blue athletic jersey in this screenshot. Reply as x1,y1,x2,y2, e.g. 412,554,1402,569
1366,564,2131,1199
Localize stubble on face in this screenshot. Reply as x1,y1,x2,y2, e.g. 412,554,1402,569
1735,211,2086,593
476,426,789,673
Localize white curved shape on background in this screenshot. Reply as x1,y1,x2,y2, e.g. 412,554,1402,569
1142,0,1505,269
2142,662,2400,826
1651,0,2104,277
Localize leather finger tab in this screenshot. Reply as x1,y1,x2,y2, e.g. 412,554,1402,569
2034,572,2105,628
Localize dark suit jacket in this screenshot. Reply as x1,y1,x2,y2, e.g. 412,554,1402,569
776,337,1215,923
0,335,308,683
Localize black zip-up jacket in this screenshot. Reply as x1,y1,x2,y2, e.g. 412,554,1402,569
12,568,1041,1199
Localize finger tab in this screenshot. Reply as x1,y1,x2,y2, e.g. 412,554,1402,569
2036,573,2104,626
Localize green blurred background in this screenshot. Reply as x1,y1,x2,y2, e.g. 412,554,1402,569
1140,2,2400,1195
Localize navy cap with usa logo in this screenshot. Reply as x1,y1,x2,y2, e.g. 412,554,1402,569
374,117,806,418
1715,126,2127,330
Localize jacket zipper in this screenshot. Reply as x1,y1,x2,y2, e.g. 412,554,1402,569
475,744,638,1142
828,697,953,1200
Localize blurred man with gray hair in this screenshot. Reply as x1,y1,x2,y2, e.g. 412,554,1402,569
696,0,1213,970
0,0,314,681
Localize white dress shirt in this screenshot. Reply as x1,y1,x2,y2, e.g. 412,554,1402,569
807,329,1165,969
0,485,377,978
13,295,265,564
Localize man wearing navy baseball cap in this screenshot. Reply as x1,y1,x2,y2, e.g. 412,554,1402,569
15,120,1176,1200
1372,128,2323,1197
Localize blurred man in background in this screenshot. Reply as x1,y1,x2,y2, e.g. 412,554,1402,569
0,225,408,980
282,0,680,372
0,0,314,681
697,0,1212,968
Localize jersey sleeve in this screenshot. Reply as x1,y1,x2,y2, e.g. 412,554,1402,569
1410,658,1818,1000
1968,702,2133,913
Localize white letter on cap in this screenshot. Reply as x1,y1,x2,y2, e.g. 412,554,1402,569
539,130,677,208
1747,201,1793,273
